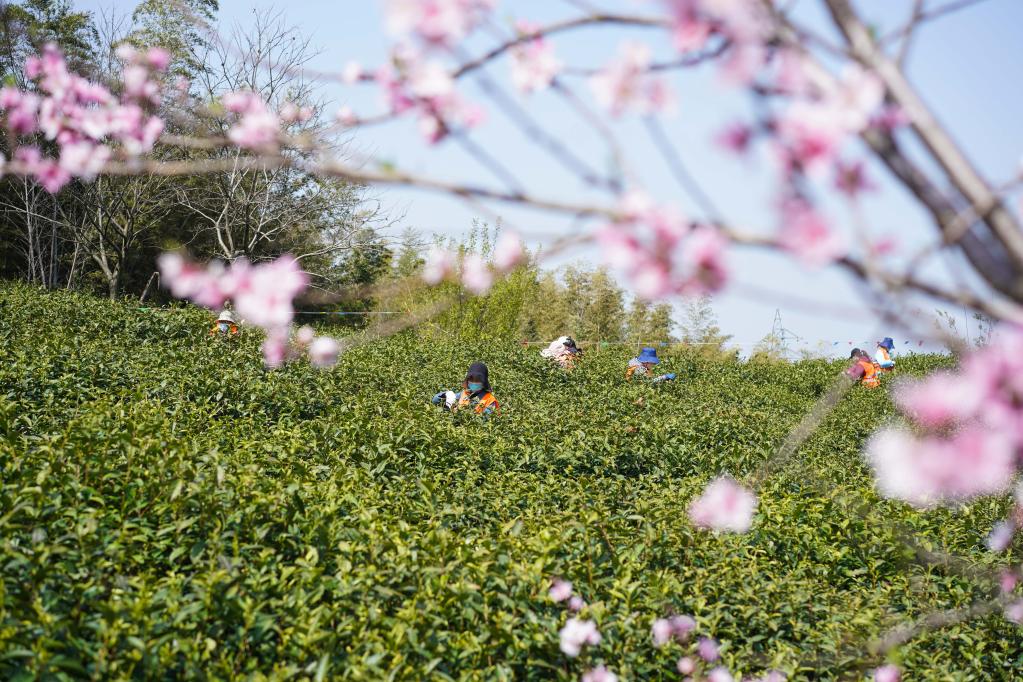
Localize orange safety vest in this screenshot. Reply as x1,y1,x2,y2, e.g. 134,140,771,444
456,389,499,415
876,347,894,371
858,359,880,388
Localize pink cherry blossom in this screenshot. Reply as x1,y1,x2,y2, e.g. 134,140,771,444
716,122,753,155
1005,600,1023,624
669,614,697,640
651,618,673,647
493,231,525,271
384,0,494,47
873,664,901,682
775,103,844,177
559,617,601,657
688,476,757,532
757,671,787,682
834,160,875,198
461,253,493,294
510,24,562,94
296,325,316,346
681,226,729,295
866,426,1015,507
59,141,111,181
581,666,617,682
893,371,986,429
697,636,720,662
122,64,159,104
549,578,573,603
157,252,224,307
309,336,340,368
1000,570,1018,594
409,61,455,99
159,252,310,367
145,48,171,71
336,106,357,126
2,89,40,134
342,60,363,84
225,255,309,331
707,667,734,682
34,159,72,193
986,520,1015,552
262,332,290,369
776,199,846,267
665,0,713,52
870,105,909,133
599,193,730,300
422,247,456,284
677,657,695,675
827,65,885,133
590,42,672,117
718,42,767,87
568,595,586,612
226,94,281,151
280,103,313,124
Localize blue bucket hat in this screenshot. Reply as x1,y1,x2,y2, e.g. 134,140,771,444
879,337,895,350
637,347,660,364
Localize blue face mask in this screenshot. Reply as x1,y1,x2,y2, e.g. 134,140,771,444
218,322,230,332
467,381,484,392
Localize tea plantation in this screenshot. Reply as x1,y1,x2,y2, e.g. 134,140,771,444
1,283,1019,680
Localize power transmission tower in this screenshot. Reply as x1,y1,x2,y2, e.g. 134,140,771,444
771,309,803,359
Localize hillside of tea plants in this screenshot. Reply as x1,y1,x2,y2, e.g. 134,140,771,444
0,283,1019,680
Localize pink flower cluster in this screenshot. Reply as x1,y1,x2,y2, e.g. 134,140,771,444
687,476,758,533
385,0,495,48
664,0,770,84
866,326,1023,507
651,614,697,647
775,198,846,268
598,192,728,300
374,54,484,144
559,617,602,657
222,91,282,152
158,252,340,368
420,232,525,294
581,665,617,682
510,21,562,94
0,44,167,192
874,664,901,682
549,577,586,612
590,43,673,117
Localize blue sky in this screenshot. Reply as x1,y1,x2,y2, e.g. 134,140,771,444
77,0,1023,352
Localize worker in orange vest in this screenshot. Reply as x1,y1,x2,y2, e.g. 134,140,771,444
432,362,499,416
846,348,880,388
875,337,896,372
210,309,239,336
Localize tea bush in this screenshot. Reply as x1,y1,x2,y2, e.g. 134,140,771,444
0,283,1018,680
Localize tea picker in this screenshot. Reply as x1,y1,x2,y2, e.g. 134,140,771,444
625,347,676,383
541,336,583,369
432,361,500,417
210,306,239,337
845,348,880,388
875,337,896,372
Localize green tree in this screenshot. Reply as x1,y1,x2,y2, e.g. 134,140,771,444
583,268,625,343
392,228,425,278
680,296,731,352
129,0,217,79
646,303,676,344
625,297,650,343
